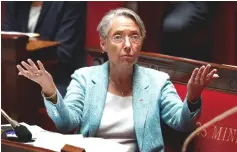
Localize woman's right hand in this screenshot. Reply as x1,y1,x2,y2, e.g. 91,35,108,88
16,59,56,97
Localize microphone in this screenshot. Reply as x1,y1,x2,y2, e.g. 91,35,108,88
1,109,32,142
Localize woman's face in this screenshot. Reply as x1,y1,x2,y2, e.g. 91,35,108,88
100,16,143,68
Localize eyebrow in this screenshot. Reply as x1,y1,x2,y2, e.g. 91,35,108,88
112,30,140,35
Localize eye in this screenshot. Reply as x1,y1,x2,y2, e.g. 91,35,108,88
130,35,140,42
113,35,122,41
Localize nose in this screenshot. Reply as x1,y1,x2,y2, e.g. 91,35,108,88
124,36,131,50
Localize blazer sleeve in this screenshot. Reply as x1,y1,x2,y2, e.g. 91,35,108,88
159,75,202,132
53,2,87,69
43,69,86,132
2,2,15,31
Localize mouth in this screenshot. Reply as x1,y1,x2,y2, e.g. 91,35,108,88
120,55,134,61
121,55,133,58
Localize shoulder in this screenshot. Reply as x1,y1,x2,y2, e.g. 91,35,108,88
60,1,87,9
136,65,177,95
71,65,101,80
138,65,170,81
4,1,17,7
4,2,23,10
136,65,171,89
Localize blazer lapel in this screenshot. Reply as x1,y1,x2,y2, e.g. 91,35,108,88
18,2,31,32
132,64,150,150
34,1,53,32
86,62,151,146
88,62,109,136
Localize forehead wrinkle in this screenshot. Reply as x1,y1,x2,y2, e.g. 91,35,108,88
112,28,140,34
108,17,140,36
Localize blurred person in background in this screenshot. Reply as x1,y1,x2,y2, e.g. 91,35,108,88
162,1,219,62
2,1,87,97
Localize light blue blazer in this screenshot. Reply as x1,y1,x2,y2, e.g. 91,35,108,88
44,61,201,152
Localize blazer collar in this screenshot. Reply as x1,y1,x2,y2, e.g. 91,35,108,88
17,2,31,32
91,61,109,84
16,2,53,32
91,61,149,90
34,1,53,32
88,62,109,136
131,64,150,149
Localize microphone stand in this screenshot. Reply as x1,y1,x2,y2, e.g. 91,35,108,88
1,109,20,128
1,109,32,142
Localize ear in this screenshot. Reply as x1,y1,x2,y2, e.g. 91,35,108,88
100,36,107,52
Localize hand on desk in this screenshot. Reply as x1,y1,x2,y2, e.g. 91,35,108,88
16,59,56,97
187,64,219,102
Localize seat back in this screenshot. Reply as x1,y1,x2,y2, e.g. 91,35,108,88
164,83,237,152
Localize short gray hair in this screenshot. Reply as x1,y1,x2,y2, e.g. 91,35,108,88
97,7,146,39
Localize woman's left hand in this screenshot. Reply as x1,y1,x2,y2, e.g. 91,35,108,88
187,64,219,102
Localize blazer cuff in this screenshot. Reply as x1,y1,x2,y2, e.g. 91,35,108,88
187,97,202,113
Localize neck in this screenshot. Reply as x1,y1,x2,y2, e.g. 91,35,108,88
32,1,43,7
108,62,133,96
109,62,133,84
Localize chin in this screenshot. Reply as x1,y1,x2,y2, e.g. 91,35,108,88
120,60,136,67
121,57,137,63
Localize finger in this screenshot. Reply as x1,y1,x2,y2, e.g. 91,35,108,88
195,66,205,81
190,68,199,83
21,61,32,71
206,69,218,83
16,65,31,78
17,64,27,74
27,59,39,73
213,73,219,78
37,60,46,74
23,61,37,76
200,64,211,82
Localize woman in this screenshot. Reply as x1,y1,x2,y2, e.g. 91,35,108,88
17,8,219,152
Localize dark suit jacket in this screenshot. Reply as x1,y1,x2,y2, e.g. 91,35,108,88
2,1,87,78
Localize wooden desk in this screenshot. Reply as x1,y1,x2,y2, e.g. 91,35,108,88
1,34,60,51
1,34,60,125
1,139,85,152
1,139,54,152
27,39,60,52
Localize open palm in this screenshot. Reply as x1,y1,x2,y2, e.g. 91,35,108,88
187,64,219,101
16,59,56,96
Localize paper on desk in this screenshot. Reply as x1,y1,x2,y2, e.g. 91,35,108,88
2,123,131,152
19,122,48,139
78,137,131,152
34,133,130,152
1,31,40,37
33,132,83,152
2,122,83,150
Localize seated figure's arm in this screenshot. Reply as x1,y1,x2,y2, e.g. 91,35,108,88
44,69,86,132
160,64,218,132
159,77,201,132
16,59,87,133
53,2,87,71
